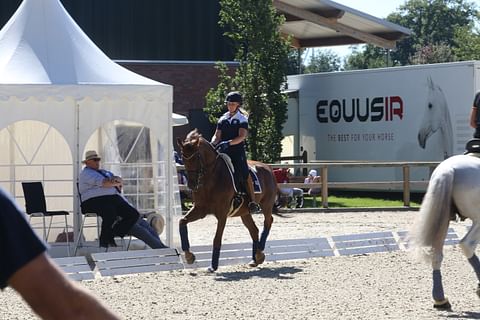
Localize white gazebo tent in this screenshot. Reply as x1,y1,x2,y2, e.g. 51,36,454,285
0,0,181,253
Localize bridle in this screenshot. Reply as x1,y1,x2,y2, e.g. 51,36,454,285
181,140,218,191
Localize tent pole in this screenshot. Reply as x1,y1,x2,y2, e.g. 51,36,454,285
73,101,81,254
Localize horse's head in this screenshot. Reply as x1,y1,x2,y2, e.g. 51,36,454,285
417,77,451,153
176,129,216,190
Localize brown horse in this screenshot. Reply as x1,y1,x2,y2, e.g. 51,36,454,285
176,129,277,271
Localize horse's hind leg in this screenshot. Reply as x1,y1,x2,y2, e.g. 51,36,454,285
459,221,480,297
431,221,451,310
259,207,273,251
240,214,264,266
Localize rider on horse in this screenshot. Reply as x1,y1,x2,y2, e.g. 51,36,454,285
210,91,260,213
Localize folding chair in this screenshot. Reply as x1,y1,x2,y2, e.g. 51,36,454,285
21,181,70,255
73,183,101,256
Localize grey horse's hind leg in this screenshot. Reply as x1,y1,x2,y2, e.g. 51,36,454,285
431,220,451,310
459,222,480,297
432,270,450,309
431,252,450,309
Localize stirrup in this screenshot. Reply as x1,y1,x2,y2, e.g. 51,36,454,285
248,202,260,213
233,195,243,209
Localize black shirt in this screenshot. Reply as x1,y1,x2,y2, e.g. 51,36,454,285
0,188,46,289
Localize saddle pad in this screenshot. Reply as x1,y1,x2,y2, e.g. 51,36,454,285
218,154,262,194
248,166,262,193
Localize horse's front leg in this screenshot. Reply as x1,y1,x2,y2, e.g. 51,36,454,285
208,216,227,272
179,206,206,264
459,221,480,298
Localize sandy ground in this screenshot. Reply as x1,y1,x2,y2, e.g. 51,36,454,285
3,210,480,320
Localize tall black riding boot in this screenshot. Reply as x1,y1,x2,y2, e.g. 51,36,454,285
232,179,244,210
245,176,260,213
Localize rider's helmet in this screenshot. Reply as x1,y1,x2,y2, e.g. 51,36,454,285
225,91,243,105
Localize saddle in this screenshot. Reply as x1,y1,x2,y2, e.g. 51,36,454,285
465,138,480,156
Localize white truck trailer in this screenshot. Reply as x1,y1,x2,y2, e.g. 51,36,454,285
284,61,480,185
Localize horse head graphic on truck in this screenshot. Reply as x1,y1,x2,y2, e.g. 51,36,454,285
417,77,453,159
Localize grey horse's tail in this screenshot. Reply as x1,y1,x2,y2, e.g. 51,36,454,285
409,164,453,263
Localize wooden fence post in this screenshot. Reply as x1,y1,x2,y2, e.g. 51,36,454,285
402,165,410,207
321,166,328,208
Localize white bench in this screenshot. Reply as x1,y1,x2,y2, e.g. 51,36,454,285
182,238,334,269
182,242,253,269
332,231,399,256
265,238,334,261
396,227,459,249
91,248,183,277
52,256,95,281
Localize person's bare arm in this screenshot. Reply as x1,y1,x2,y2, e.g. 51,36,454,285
101,176,122,188
470,106,478,129
230,127,248,146
210,129,222,145
9,253,121,320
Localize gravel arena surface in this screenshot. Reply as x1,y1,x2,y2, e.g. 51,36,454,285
4,210,480,320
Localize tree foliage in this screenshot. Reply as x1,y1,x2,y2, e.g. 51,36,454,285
345,0,479,69
344,46,390,70
410,42,456,64
453,26,480,60
388,0,477,65
304,49,342,73
204,0,290,162
286,48,304,75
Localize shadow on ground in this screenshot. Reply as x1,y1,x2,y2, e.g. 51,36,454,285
213,266,303,282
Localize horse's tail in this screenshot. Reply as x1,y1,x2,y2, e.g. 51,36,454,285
409,165,453,263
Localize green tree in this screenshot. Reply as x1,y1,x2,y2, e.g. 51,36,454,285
304,49,342,73
286,48,304,75
344,46,391,70
387,0,478,65
204,63,237,125
205,0,290,162
453,26,480,60
410,42,456,64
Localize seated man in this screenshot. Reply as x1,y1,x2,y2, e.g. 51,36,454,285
304,169,321,197
78,150,167,249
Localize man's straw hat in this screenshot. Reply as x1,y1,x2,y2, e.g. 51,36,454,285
82,150,101,163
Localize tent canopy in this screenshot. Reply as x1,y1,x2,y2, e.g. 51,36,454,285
0,0,180,250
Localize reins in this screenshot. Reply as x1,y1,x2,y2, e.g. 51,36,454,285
182,150,199,160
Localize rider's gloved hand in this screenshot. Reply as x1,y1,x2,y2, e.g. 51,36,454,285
216,140,230,152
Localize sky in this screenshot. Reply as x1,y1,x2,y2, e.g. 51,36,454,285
316,0,480,59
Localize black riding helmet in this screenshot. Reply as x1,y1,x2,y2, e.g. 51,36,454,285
225,91,243,105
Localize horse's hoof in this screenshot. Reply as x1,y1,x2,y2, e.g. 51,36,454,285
248,260,258,267
433,298,451,310
207,266,217,273
255,251,266,265
185,252,196,264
